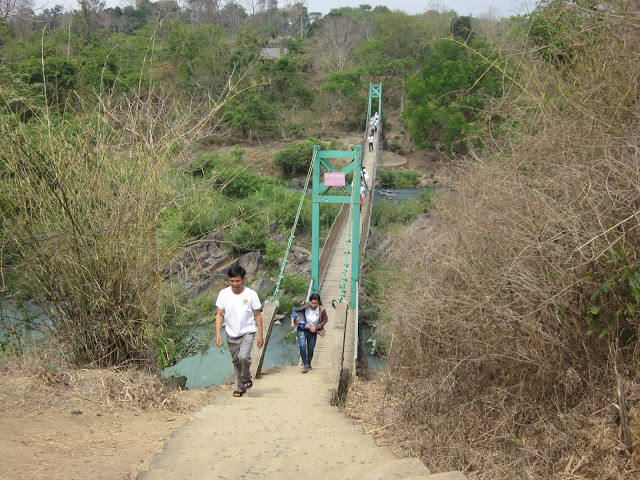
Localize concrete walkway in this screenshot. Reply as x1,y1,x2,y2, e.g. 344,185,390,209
138,130,467,480
138,366,466,480
312,129,378,374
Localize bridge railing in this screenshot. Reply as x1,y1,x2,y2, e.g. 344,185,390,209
318,203,350,287
256,86,382,381
359,129,380,255
352,110,381,373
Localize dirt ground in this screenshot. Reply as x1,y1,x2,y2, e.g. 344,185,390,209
0,358,398,480
0,137,450,480
225,132,450,189
0,361,215,480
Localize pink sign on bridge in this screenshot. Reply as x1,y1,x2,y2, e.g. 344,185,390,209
324,172,345,187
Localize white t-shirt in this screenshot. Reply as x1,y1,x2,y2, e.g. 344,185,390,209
215,286,261,337
304,306,320,328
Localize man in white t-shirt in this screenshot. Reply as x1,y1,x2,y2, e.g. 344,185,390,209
215,264,263,397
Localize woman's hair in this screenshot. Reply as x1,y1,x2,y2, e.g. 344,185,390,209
309,293,322,305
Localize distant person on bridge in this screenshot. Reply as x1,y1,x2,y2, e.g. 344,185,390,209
290,294,328,373
362,166,370,190
215,264,263,397
368,134,374,152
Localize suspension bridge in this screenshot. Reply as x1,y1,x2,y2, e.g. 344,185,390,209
138,85,467,480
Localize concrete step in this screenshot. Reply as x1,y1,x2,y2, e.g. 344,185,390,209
322,456,431,479
138,324,468,480
149,430,396,468
156,423,373,453
141,434,400,479
140,450,408,480
160,415,361,446
424,473,468,480
139,457,433,480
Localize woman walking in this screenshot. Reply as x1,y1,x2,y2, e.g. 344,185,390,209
290,294,328,373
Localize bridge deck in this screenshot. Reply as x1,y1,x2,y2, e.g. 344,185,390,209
312,130,378,373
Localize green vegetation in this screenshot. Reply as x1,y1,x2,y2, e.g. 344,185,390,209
584,245,640,345
273,139,316,177
279,274,310,297
403,39,503,155
0,1,499,371
3,1,639,476
1,107,177,367
371,190,433,228
0,1,508,153
376,169,421,188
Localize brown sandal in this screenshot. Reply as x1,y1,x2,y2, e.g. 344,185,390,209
233,390,244,397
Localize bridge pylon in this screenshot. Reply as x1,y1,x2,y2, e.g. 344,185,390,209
368,83,382,125
310,144,362,308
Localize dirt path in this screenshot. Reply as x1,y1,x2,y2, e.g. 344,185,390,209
0,363,212,480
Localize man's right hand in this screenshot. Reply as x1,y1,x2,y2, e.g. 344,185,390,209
215,332,222,347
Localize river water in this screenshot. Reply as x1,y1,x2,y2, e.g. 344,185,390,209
163,322,386,389
163,320,299,390
373,187,433,203
1,302,387,389
1,186,421,389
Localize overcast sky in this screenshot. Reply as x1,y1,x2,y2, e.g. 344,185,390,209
35,0,535,19
307,0,534,18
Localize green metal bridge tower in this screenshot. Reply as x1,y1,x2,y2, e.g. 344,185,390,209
310,144,362,308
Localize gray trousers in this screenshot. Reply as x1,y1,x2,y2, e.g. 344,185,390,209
226,332,254,392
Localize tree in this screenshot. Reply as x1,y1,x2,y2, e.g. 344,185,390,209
5,0,33,39
18,52,78,108
223,90,275,140
219,1,247,32
77,0,105,42
369,10,448,67
241,0,261,16
38,4,64,30
258,55,313,107
450,15,474,42
402,39,502,154
185,0,222,24
307,15,362,73
105,5,149,34
0,18,11,45
165,21,230,91
0,0,22,19
286,1,308,36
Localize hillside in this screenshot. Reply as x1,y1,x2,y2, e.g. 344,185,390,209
2,2,640,479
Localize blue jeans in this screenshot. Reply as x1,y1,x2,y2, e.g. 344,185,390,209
296,328,317,366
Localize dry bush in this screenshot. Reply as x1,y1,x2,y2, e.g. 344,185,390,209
378,3,640,479
0,78,252,368
0,346,205,414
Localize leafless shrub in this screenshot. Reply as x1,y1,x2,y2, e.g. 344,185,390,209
0,70,256,368
0,347,209,413
378,3,640,478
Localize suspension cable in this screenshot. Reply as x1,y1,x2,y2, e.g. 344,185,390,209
268,148,317,304
338,172,357,304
